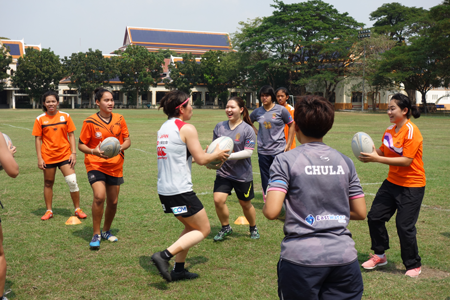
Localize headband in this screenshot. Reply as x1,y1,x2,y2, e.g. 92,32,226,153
175,98,190,109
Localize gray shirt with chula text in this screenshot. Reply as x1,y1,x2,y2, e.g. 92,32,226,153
267,142,364,267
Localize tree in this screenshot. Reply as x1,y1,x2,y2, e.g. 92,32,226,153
370,3,427,43
239,0,362,98
12,48,64,105
114,45,164,106
347,34,397,111
164,53,202,95
63,49,117,107
0,44,12,91
428,4,450,86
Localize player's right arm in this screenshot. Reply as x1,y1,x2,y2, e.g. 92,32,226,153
181,124,229,166
35,136,46,170
0,133,18,178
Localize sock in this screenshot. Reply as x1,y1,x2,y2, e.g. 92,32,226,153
250,225,257,232
222,224,231,231
174,262,185,272
160,249,173,261
75,208,80,211
375,253,385,258
47,209,53,213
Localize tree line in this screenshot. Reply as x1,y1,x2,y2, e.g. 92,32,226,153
1,0,448,109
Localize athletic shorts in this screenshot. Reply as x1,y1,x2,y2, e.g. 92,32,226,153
278,259,363,300
45,159,70,169
158,191,204,218
214,175,254,201
87,170,124,186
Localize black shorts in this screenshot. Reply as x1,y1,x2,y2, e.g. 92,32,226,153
88,170,124,186
158,191,204,218
214,176,254,201
45,159,70,169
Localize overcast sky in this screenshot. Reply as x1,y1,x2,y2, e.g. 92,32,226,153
0,0,444,57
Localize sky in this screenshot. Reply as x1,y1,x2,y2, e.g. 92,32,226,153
0,0,444,58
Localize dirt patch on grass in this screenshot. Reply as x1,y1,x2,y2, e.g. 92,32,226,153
419,266,450,279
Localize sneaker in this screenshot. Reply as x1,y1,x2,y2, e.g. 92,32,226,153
361,254,387,270
405,267,421,278
75,208,87,219
101,230,118,242
151,252,172,282
41,210,53,221
213,227,233,242
89,234,101,250
250,228,260,239
170,269,199,281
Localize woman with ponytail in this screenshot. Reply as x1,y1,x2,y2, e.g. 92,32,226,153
359,93,425,278
210,97,259,242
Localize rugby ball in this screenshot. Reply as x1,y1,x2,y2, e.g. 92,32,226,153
0,133,13,171
351,132,375,159
206,136,234,170
100,137,121,158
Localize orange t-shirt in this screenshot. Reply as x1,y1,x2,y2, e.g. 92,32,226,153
379,120,425,187
32,111,76,164
79,112,129,177
283,103,296,150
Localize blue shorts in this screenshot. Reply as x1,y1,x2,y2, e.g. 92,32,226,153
277,259,363,300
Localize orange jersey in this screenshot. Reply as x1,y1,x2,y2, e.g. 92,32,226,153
79,112,129,177
32,111,76,164
379,120,425,187
283,103,296,150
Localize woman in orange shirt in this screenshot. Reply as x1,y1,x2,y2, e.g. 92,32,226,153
359,93,425,278
276,87,295,150
32,91,87,221
78,88,131,250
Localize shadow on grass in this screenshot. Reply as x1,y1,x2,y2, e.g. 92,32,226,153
71,226,120,242
31,207,73,217
357,252,404,275
441,232,450,238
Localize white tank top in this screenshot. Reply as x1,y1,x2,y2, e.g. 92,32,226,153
157,118,193,196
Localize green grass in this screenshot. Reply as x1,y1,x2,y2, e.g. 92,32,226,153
0,109,449,299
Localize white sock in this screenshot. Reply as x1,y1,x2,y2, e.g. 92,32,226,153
376,254,385,258
47,209,53,213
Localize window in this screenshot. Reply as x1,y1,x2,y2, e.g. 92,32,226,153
352,92,362,103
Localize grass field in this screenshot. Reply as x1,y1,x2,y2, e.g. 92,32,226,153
0,108,449,299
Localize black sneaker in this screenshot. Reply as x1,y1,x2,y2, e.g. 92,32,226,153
151,252,172,282
170,269,199,281
213,227,233,242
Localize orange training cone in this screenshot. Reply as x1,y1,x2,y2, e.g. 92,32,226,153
65,216,82,225
234,216,249,225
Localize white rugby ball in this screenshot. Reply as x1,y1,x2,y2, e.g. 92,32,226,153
0,133,13,171
351,132,374,159
206,136,234,170
100,137,121,158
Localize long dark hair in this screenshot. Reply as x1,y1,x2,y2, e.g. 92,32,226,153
41,90,59,112
159,90,189,118
258,85,276,103
391,93,420,119
228,96,253,127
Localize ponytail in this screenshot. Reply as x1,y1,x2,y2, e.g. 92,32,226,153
391,93,420,119
159,90,189,118
229,96,256,130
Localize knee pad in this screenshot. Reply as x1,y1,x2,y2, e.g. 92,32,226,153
65,174,79,192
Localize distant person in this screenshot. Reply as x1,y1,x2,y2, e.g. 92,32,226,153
211,97,259,241
263,95,366,300
78,88,131,250
250,85,294,201
360,93,425,278
32,91,87,221
276,87,296,150
0,132,19,300
151,90,229,282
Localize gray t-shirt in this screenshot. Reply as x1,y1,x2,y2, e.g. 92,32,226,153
250,105,293,155
213,121,256,182
267,142,364,267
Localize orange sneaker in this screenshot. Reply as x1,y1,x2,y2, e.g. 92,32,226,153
362,253,387,269
75,208,87,219
405,267,421,278
41,210,53,220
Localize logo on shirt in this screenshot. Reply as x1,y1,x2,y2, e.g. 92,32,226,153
60,116,65,122
305,214,315,225
263,121,272,129
44,120,49,124
272,113,276,119
235,133,240,142
157,146,167,160
304,165,345,175
319,156,330,162
171,206,187,215
316,214,346,223
95,132,102,139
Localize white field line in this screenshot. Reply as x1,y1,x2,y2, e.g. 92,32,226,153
421,204,450,212
130,148,153,154
361,182,383,186
1,124,32,131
